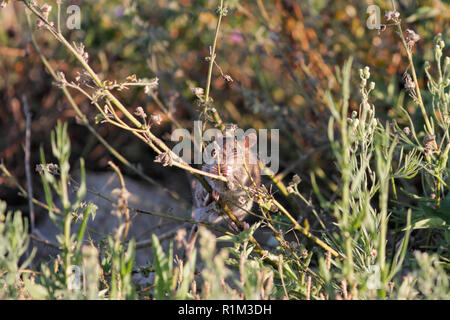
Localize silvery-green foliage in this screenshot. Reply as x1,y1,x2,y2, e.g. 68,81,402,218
0,202,35,299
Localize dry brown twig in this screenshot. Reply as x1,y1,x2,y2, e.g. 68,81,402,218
21,95,35,231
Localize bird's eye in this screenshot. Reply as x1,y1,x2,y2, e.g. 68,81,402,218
212,150,216,157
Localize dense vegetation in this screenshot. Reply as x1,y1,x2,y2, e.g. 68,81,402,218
0,0,448,299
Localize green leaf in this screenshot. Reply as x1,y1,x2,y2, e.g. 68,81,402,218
174,248,197,300
408,217,447,230
437,198,450,218
152,234,173,299
23,277,49,300
421,203,450,225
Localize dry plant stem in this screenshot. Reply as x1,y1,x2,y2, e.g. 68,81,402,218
256,0,271,25
30,232,60,250
21,95,35,231
25,3,273,192
25,10,187,205
1,162,232,249
0,270,41,275
1,163,62,215
306,276,311,300
25,2,140,128
203,0,224,108
56,0,61,34
64,175,233,237
396,23,434,136
260,162,304,215
149,91,183,129
278,255,289,298
108,161,131,241
273,199,341,258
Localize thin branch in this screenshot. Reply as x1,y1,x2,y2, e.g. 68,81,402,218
21,95,35,232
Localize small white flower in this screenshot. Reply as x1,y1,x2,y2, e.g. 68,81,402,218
190,87,204,96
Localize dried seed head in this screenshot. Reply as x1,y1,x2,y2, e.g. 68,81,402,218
36,163,59,175
405,29,420,50
403,73,415,90
73,42,89,63
54,71,67,88
143,78,159,95
423,134,436,156
405,29,420,42
36,4,54,29
301,249,308,259
190,87,204,96
41,3,52,14
292,174,301,185
385,10,400,22
36,19,45,29
423,134,436,146
270,203,278,212
154,152,173,167
126,74,137,82
134,106,147,119
35,164,44,175
286,185,295,194
150,113,162,125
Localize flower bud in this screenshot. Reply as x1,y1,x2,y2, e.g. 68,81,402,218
363,66,370,79
444,57,450,68
361,78,367,87
292,174,302,185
